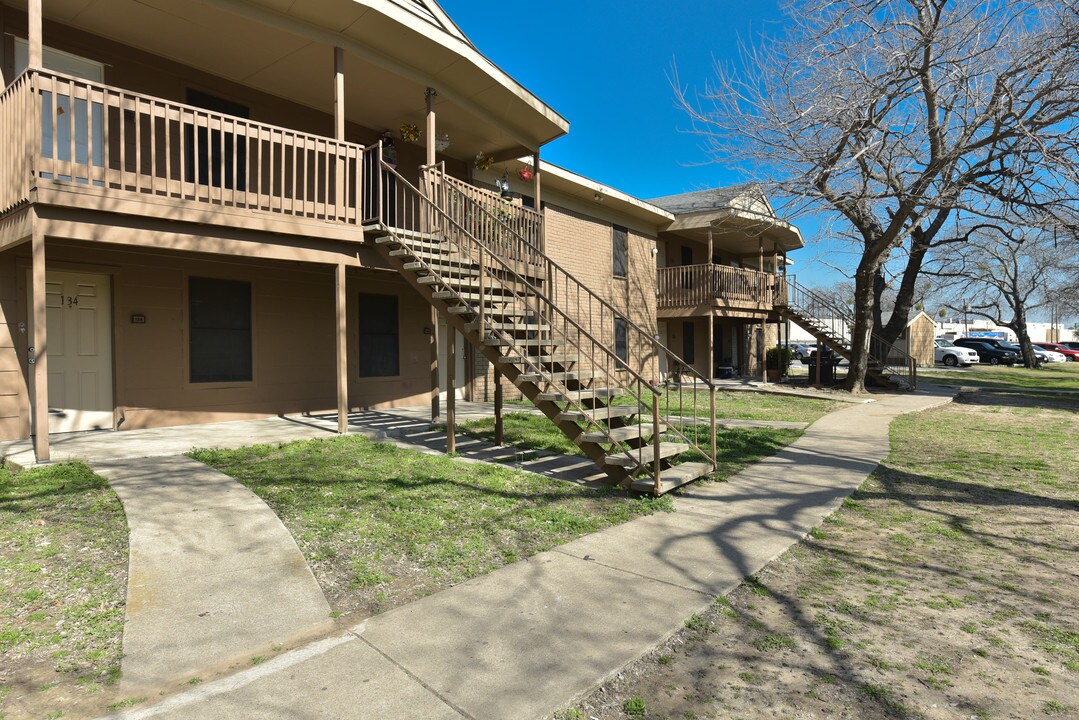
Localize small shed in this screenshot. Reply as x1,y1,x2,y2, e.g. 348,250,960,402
889,312,936,367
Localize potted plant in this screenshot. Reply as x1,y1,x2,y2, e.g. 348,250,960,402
766,346,792,381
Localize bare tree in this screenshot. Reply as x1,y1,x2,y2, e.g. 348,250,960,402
678,0,1079,391
932,227,1073,367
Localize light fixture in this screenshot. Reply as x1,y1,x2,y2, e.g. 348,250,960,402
435,133,451,152
593,191,603,202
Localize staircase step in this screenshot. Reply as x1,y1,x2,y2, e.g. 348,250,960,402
558,405,639,423
403,262,481,277
605,442,688,468
536,387,626,403
629,462,713,494
447,306,523,318
517,370,597,383
582,423,666,443
484,337,568,347
498,353,580,366
372,229,441,243
431,289,516,302
466,321,550,333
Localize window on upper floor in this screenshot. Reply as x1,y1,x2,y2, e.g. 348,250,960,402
613,225,628,278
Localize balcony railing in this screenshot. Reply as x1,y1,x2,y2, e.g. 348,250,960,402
657,263,778,310
1,69,365,225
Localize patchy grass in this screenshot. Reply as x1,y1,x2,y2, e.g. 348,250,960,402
628,389,844,424
563,392,1079,720
0,462,128,719
190,435,671,618
920,362,1079,391
459,412,805,482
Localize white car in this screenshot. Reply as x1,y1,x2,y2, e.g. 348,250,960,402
1034,347,1068,363
934,339,979,367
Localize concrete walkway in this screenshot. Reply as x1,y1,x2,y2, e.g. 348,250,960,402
95,457,332,691
98,389,952,720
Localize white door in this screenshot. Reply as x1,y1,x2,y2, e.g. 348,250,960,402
28,271,114,433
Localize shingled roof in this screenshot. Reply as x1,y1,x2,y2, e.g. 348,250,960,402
648,185,761,215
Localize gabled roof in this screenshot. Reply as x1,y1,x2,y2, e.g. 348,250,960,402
648,185,759,215
395,0,473,47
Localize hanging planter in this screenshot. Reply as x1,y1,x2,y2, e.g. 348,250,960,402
399,123,420,143
518,167,534,182
474,152,494,171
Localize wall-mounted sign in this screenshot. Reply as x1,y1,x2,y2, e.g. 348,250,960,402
131,313,146,324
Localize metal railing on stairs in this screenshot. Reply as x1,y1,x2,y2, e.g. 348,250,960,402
362,148,718,492
778,276,917,390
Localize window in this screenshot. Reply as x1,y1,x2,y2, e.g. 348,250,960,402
185,90,249,191
359,294,399,377
612,225,628,278
682,321,696,364
189,277,252,383
614,317,629,365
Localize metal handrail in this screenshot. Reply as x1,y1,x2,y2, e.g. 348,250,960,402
420,165,719,482
780,276,917,389
369,152,718,489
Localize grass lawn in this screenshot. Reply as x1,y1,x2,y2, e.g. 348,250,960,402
0,462,128,719
190,435,671,619
458,411,804,482
622,389,844,425
920,361,1079,391
567,391,1079,720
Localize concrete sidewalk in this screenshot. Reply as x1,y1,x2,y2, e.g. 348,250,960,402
100,389,952,720
96,456,332,691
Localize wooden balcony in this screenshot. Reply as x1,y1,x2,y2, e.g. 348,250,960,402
1,70,366,241
657,264,783,318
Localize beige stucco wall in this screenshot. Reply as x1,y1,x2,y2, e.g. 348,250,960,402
0,240,433,439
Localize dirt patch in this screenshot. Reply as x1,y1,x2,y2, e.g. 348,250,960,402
561,400,1079,720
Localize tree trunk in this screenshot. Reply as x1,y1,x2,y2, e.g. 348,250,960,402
843,260,879,393
880,232,932,346
1013,309,1039,369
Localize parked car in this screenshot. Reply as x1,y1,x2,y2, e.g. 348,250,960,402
786,342,817,361
952,339,1019,365
999,342,1065,365
1033,342,1079,362
1059,341,1079,352
934,339,980,367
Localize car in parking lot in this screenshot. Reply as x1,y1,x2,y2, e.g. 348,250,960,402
785,342,817,361
998,342,1065,365
952,338,1019,365
1034,342,1079,362
934,339,980,367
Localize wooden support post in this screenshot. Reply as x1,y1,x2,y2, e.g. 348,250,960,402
815,343,823,387
0,9,7,87
333,48,345,140
335,263,348,434
494,367,504,445
760,323,767,385
430,308,440,421
447,328,456,454
425,88,437,166
707,314,714,383
532,151,541,207
30,222,48,462
28,0,42,70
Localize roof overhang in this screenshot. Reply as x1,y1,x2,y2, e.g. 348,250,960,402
498,158,674,227
664,208,804,255
17,0,568,159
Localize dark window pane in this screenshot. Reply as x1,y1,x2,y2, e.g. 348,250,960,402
682,321,696,364
189,277,252,383
613,225,628,278
359,293,400,377
615,318,628,364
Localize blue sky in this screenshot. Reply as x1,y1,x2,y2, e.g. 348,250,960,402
439,0,843,285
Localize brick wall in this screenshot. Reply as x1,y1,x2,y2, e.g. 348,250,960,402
472,202,660,402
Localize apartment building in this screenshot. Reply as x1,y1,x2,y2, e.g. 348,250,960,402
0,0,799,492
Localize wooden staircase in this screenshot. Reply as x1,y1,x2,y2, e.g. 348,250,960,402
360,149,717,495
775,277,917,390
